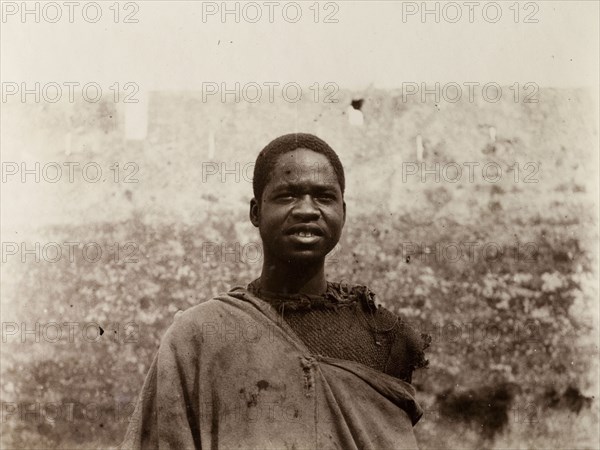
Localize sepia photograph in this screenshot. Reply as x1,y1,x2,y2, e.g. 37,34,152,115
1,1,599,449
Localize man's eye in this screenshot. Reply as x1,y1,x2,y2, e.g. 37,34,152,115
318,194,336,201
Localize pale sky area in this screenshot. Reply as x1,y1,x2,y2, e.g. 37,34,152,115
1,1,598,90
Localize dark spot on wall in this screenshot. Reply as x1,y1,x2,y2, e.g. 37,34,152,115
247,393,258,408
544,386,594,413
351,99,364,111
436,382,519,440
256,380,269,391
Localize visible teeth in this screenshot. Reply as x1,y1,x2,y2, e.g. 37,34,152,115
298,231,314,237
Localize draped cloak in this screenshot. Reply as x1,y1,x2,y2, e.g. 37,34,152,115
120,287,423,450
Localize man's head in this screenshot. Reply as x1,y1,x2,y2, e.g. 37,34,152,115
250,133,346,265
252,133,345,203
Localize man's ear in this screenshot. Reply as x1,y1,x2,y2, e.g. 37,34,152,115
249,197,260,227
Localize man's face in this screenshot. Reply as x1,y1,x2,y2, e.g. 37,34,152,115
250,148,346,265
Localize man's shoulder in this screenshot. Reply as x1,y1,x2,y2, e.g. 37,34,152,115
173,289,248,323
161,290,251,342
339,281,431,363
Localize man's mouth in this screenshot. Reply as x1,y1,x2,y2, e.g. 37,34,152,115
286,225,324,236
289,233,322,245
286,226,324,244
296,231,316,237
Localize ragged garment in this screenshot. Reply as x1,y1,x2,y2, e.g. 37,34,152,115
120,286,424,450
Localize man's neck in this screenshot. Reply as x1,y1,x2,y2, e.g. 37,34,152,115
259,257,327,296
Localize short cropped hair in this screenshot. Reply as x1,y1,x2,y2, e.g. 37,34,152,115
252,133,345,201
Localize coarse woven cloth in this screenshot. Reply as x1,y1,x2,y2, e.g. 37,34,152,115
246,279,430,383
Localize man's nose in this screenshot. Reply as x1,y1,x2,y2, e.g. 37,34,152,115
292,195,320,219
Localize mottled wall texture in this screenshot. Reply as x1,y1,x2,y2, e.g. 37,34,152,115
1,88,598,448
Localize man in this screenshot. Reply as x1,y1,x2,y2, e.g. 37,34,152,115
121,133,429,449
